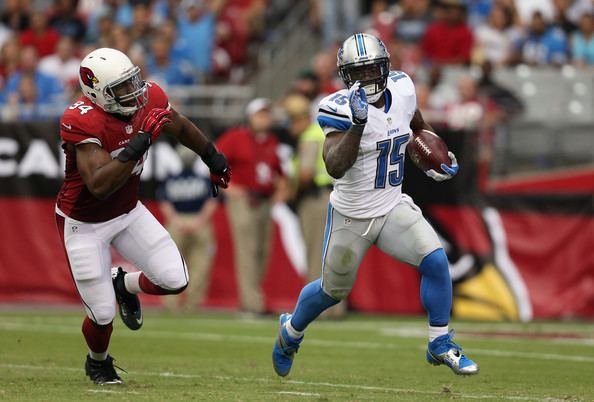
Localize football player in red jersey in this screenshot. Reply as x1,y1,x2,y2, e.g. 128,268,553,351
55,48,231,385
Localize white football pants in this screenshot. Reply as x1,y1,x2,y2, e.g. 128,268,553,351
56,202,188,325
321,194,442,300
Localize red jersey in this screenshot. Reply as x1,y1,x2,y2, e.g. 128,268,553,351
19,28,61,57
421,22,474,64
216,127,283,196
56,82,169,222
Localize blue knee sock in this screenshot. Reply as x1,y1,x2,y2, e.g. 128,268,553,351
290,279,339,331
418,248,452,327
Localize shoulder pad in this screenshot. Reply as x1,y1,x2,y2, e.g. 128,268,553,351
317,90,352,133
387,71,415,97
146,81,170,110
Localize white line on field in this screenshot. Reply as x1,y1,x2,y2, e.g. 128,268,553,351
457,347,594,363
3,314,594,336
1,321,594,364
87,389,140,395
380,327,594,346
1,363,567,402
277,391,321,397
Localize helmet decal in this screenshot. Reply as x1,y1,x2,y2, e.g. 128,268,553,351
80,66,99,89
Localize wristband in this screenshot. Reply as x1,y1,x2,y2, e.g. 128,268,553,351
202,142,227,174
117,131,151,162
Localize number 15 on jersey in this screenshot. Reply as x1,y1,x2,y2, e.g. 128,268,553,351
374,133,409,189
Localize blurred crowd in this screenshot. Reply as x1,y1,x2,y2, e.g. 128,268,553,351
330,0,594,70
0,0,275,121
1,0,593,122
301,0,594,118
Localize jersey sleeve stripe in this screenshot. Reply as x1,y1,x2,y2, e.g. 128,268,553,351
317,115,352,131
318,108,350,120
61,131,101,146
77,138,102,147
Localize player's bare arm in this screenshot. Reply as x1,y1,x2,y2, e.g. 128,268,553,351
76,143,137,200
163,108,231,194
411,108,435,133
322,127,364,179
322,81,368,179
162,108,211,155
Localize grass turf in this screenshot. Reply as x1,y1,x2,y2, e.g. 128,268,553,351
1,310,593,401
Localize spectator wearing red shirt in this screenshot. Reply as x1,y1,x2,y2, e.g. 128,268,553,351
19,11,60,57
216,98,288,315
421,0,474,65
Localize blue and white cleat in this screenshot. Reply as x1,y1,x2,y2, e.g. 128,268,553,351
426,330,479,375
272,313,303,377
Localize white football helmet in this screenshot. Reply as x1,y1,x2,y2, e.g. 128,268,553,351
337,33,391,103
79,48,148,116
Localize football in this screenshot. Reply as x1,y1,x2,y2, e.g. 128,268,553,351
407,129,450,172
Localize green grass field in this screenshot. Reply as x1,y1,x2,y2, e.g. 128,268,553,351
1,309,593,401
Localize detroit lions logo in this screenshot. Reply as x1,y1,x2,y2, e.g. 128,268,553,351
80,66,98,89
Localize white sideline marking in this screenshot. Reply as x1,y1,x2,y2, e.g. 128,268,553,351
2,313,593,335
380,327,594,347
3,315,594,340
458,347,594,363
87,389,140,395
277,391,321,397
1,363,566,402
1,321,593,364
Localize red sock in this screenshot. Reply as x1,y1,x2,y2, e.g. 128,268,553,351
82,316,113,353
139,272,177,295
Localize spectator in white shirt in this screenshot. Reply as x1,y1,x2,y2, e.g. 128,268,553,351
474,4,521,66
38,36,80,88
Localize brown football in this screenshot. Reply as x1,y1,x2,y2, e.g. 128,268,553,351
406,129,450,172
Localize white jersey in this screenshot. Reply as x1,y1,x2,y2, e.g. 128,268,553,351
317,71,417,219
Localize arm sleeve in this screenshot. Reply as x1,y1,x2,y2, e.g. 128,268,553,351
316,93,353,135
60,112,102,147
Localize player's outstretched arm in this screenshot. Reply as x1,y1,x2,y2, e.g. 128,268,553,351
162,108,212,156
162,108,230,195
76,143,138,200
323,82,367,179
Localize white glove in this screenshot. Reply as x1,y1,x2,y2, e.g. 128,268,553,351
348,81,368,125
425,152,459,182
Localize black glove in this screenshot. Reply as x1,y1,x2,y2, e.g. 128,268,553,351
202,142,231,197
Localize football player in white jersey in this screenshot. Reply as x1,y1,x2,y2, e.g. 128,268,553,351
272,33,478,377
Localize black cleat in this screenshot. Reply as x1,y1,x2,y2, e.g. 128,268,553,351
85,355,123,385
111,267,143,330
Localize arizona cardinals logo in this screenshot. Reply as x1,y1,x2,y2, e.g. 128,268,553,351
80,66,99,89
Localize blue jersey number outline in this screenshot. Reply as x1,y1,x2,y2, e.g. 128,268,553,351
389,71,407,83
329,93,348,105
374,133,409,189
